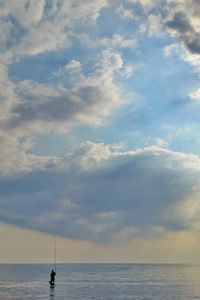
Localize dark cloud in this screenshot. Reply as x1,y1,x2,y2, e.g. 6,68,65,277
0,145,200,243
166,12,193,33
185,32,200,54
165,11,200,54
7,82,120,130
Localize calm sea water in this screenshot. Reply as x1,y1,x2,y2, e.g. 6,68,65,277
0,264,200,299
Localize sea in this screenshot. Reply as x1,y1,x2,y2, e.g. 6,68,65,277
0,264,200,300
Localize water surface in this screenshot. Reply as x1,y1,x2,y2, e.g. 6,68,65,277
0,264,200,299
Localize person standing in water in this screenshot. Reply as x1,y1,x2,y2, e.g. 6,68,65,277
49,269,56,285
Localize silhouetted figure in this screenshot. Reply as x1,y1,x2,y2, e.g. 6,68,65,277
49,269,56,285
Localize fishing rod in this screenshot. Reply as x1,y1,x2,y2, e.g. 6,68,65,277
54,234,57,273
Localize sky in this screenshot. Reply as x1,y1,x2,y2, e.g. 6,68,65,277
0,0,200,263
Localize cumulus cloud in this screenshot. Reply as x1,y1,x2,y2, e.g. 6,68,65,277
0,129,60,177
0,1,133,190
0,1,45,27
123,0,200,56
0,0,109,57
0,1,135,136
1,142,200,243
5,49,125,132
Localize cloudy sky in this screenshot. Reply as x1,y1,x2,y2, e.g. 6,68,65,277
0,0,200,263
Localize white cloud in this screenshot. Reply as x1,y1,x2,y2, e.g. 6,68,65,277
117,0,158,25
0,2,136,138
117,4,135,19
14,21,71,56
0,18,13,52
0,129,60,176
121,64,135,78
64,60,82,72
95,49,123,74
0,59,16,124
190,88,200,100
64,141,114,171
155,138,169,147
58,0,109,22
141,14,163,36
78,33,138,51
127,0,155,8
0,0,110,57
164,43,180,57
5,49,125,132
0,0,45,27
102,34,137,49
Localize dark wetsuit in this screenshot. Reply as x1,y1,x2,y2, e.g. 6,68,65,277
50,270,56,285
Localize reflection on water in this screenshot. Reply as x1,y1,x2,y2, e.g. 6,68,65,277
49,286,55,299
